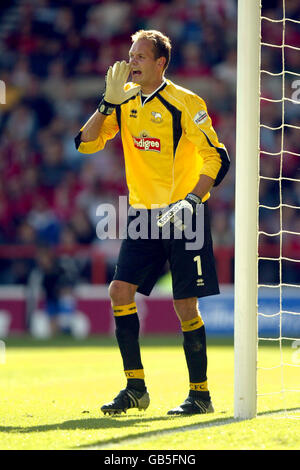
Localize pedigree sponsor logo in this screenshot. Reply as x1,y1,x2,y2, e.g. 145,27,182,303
133,136,161,152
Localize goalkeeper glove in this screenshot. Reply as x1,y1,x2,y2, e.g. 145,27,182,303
157,193,202,231
98,61,141,115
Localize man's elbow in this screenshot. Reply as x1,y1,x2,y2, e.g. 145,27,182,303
213,148,230,186
74,131,104,154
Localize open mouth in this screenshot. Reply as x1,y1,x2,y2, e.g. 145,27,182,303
132,70,142,79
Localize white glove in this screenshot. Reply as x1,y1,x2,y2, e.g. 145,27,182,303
157,193,202,231
104,61,141,105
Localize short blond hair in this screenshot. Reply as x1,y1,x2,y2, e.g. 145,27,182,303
131,30,171,70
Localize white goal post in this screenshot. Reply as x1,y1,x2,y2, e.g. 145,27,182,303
234,0,261,419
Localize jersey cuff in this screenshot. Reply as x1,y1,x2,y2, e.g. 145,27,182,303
74,131,82,150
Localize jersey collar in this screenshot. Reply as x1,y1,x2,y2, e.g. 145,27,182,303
140,79,167,106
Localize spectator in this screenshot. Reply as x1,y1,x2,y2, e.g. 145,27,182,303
27,197,61,245
28,245,79,335
0,0,298,286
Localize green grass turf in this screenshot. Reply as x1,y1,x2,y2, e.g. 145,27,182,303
0,335,299,450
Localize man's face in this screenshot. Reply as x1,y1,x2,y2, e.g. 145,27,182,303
129,39,164,90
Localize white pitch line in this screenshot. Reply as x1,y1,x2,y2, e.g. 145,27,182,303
80,415,234,450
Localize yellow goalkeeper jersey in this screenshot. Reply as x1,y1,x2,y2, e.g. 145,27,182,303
75,79,230,208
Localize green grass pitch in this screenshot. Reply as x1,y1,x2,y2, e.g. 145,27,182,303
0,335,299,450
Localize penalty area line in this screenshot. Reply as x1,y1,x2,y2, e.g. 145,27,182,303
79,415,235,450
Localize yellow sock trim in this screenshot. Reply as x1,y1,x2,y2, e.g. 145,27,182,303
113,302,137,317
125,369,145,380
181,315,204,332
190,381,208,392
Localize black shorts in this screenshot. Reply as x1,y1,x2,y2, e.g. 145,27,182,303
113,202,220,300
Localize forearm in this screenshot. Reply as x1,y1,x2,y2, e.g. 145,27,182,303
190,174,215,200
81,110,107,142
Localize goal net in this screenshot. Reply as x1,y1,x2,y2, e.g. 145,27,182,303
234,0,300,419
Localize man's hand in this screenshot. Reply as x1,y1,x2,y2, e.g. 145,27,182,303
104,61,141,105
157,193,202,231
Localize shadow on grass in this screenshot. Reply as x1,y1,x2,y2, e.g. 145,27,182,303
77,406,300,449
77,415,237,449
0,415,172,434
1,407,298,450
0,414,235,449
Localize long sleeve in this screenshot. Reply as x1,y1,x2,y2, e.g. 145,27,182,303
75,109,119,154
182,94,230,186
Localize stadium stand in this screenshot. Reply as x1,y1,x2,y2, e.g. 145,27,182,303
0,0,299,287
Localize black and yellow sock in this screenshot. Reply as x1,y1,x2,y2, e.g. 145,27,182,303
181,314,210,401
113,302,146,392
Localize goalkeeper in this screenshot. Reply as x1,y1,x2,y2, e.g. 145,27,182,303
75,30,230,416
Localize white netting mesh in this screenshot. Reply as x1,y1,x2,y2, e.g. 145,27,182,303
258,0,300,418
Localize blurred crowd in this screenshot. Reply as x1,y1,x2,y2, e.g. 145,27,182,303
0,0,299,287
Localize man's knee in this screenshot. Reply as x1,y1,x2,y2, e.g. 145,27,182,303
173,297,199,322
108,280,137,306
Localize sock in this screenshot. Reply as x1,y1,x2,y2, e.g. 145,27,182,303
113,302,146,392
181,314,210,401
